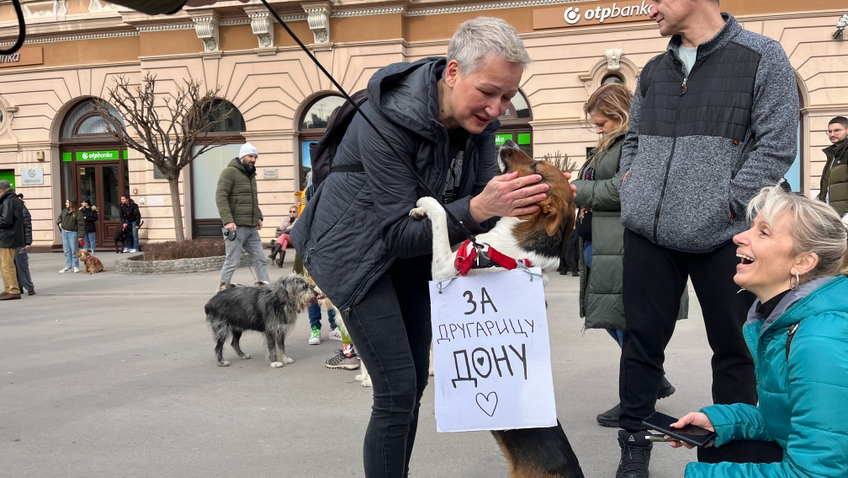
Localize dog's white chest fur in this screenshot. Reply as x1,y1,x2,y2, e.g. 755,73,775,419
410,197,559,283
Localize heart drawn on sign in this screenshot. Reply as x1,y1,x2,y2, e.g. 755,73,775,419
475,392,498,417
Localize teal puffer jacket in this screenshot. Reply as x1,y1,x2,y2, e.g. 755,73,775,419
685,275,848,478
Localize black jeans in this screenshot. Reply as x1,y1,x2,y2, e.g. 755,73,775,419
619,229,757,432
342,259,432,478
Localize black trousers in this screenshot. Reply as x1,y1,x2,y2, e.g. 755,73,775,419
342,259,432,478
619,229,757,433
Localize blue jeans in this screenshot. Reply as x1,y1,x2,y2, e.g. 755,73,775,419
84,232,96,253
308,303,337,330
342,261,432,478
125,221,138,250
61,229,79,269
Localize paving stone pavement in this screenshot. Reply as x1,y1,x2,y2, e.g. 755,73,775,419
1,251,719,478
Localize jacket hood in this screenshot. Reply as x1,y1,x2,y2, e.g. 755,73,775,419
747,275,848,331
367,57,446,144
228,157,254,177
668,13,740,61
0,189,14,203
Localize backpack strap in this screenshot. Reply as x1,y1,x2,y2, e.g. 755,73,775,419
639,53,665,98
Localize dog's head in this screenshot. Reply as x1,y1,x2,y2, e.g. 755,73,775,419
497,141,576,238
76,249,90,260
273,275,318,311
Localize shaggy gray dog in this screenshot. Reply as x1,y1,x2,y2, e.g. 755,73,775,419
204,275,316,368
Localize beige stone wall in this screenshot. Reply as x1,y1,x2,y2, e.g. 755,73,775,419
1,1,846,247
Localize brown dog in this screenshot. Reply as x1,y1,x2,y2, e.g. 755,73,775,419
410,140,582,478
76,249,105,274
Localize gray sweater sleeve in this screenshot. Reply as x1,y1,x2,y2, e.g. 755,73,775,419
108,1,186,15
729,39,799,216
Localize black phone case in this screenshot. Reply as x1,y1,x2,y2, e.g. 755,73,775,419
642,411,716,447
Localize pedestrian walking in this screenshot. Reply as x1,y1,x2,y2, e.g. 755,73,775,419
15,193,35,296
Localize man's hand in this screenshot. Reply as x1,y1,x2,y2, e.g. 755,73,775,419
25,245,31,251
225,222,236,232
257,219,263,231
469,171,549,223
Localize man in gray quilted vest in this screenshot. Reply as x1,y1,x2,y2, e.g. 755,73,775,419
614,0,798,476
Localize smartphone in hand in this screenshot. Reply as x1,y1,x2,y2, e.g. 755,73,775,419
642,412,716,447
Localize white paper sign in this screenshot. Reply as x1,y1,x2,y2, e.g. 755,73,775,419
20,168,44,185
429,267,557,432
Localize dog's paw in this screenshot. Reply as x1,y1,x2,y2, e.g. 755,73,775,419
355,373,365,382
361,377,372,387
218,361,231,367
270,361,284,368
409,206,427,220
285,357,294,364
240,354,251,360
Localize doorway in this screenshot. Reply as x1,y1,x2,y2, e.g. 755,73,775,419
75,162,125,248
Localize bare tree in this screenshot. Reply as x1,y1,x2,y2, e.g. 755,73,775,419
93,73,234,242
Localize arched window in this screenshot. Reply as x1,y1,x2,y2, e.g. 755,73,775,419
60,99,125,139
602,74,624,85
298,94,345,189
200,99,246,134
496,90,533,157
190,100,247,238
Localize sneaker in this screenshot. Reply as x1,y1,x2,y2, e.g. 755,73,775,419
325,349,360,370
616,430,652,478
308,326,321,345
73,267,80,273
59,267,70,273
129,249,138,253
328,327,342,341
122,248,129,253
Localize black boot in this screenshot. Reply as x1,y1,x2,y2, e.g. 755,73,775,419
268,243,281,262
597,403,620,428
276,249,286,268
616,430,652,478
597,378,676,428
658,376,676,399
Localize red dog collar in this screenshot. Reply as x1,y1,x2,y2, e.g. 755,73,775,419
454,240,531,276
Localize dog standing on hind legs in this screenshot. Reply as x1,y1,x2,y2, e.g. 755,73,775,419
409,141,584,478
204,275,316,368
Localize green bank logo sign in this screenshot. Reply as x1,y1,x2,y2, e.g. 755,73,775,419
77,150,119,161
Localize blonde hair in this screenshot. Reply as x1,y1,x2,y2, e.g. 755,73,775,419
746,186,848,279
446,17,531,76
584,83,633,153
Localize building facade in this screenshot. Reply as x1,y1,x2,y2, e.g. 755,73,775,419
1,0,846,250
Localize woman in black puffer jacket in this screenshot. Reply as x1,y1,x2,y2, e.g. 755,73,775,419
81,199,98,253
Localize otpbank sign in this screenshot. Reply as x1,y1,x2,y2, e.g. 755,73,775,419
534,0,654,29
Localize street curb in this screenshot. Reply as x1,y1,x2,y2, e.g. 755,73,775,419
114,253,253,274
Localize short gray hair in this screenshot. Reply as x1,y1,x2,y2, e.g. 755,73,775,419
446,17,531,77
0,180,10,191
747,186,848,279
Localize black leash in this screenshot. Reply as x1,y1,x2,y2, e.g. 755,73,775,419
0,0,26,55
258,0,482,248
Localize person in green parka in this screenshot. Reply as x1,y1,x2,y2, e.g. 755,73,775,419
572,84,681,428
56,197,85,273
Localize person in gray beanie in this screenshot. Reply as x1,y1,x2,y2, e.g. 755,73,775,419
215,142,270,291
0,180,24,299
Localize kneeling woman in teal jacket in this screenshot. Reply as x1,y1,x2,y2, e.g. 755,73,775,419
671,185,848,477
